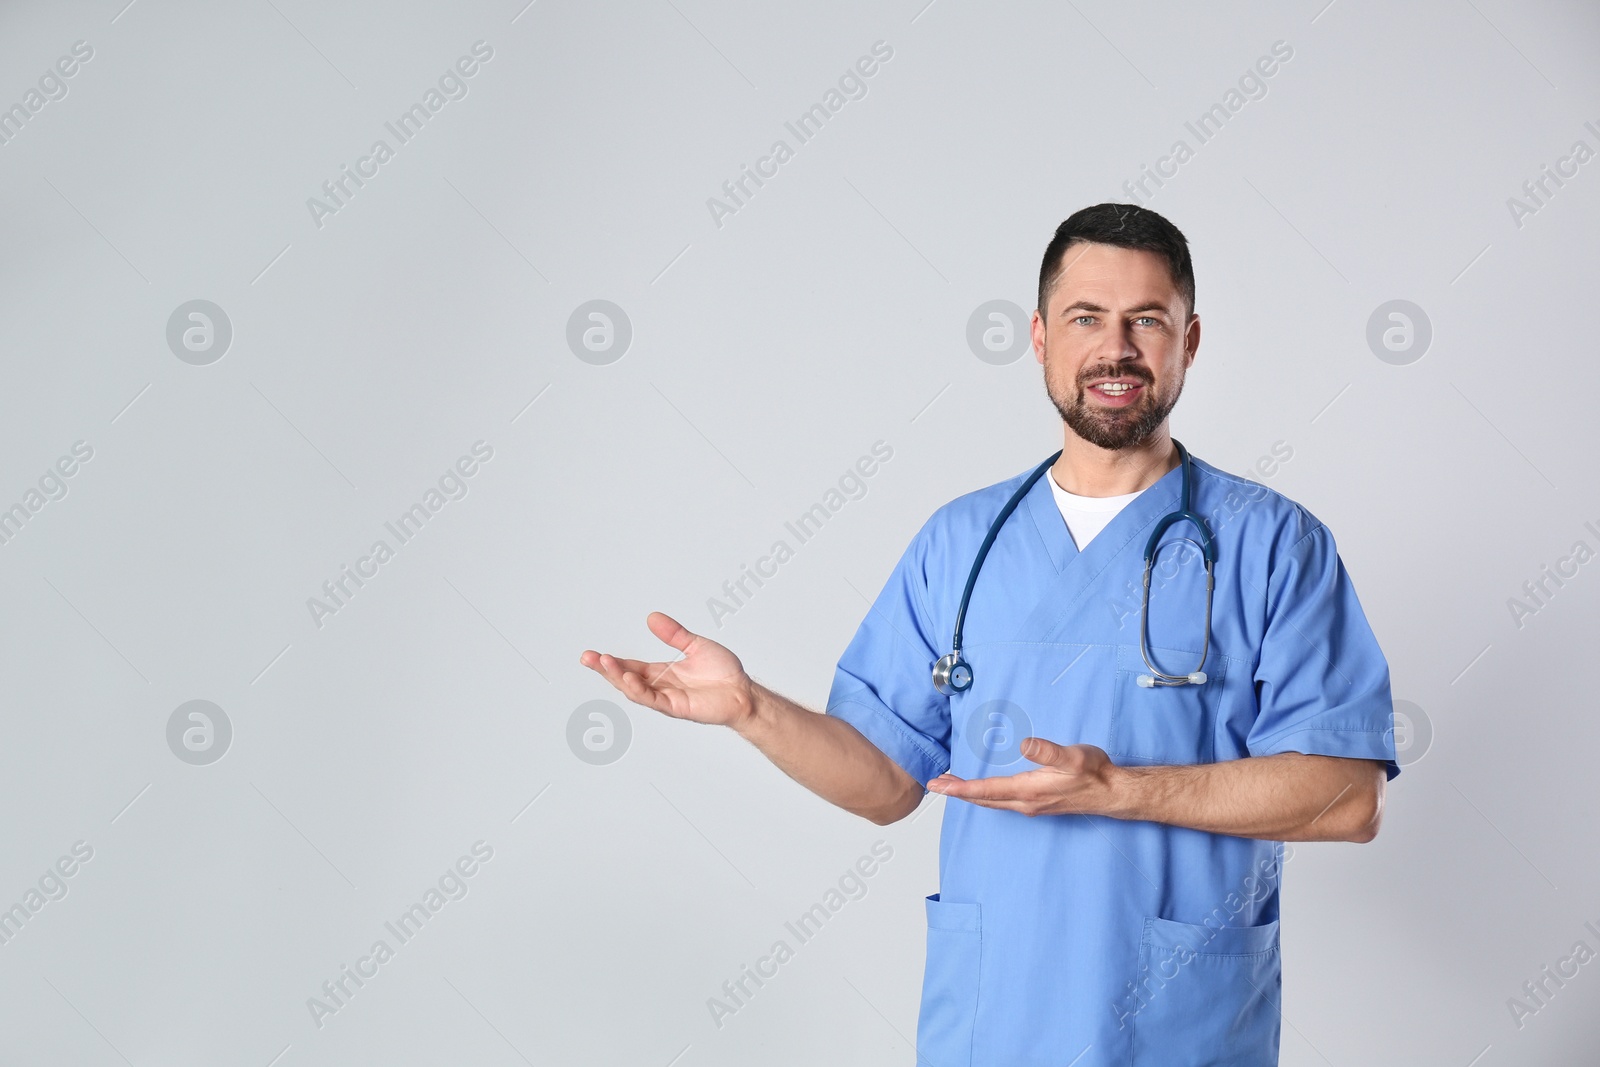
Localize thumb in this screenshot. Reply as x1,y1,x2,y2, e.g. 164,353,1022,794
646,611,698,654
1020,736,1071,766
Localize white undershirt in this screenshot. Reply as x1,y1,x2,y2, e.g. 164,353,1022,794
1048,470,1146,551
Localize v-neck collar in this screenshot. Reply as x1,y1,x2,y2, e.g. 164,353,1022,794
1023,454,1185,573
1025,468,1078,573
1014,454,1187,643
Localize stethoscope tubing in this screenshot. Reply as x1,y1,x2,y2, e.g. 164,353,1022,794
935,439,1216,695
948,450,1061,656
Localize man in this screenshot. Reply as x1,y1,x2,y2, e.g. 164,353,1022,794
581,203,1398,1066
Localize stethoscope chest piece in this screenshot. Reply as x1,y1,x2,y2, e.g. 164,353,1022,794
932,652,972,696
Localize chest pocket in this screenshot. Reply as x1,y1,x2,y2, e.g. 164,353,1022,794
1109,643,1226,765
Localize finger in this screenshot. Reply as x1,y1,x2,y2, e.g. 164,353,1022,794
589,652,669,686
931,772,1033,804
935,786,1031,813
582,652,630,688
582,652,656,675
931,773,1064,815
614,666,674,716
647,611,699,655
601,652,667,678
626,657,690,690
957,797,1031,813
589,654,674,702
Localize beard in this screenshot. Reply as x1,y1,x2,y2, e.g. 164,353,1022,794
1046,360,1185,451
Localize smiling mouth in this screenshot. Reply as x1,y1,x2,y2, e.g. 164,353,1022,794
1085,380,1146,404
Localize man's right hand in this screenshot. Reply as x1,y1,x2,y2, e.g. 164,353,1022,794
580,612,924,824
580,612,756,729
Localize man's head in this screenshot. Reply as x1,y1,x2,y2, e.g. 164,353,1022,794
1030,204,1200,452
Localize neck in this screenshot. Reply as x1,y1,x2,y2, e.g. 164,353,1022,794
1051,429,1179,497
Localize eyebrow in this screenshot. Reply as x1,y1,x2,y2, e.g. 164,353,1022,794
1058,301,1172,317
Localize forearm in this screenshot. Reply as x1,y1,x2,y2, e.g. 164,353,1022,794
732,681,923,825
1103,752,1385,842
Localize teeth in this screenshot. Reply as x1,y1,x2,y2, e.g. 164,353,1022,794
1096,382,1136,395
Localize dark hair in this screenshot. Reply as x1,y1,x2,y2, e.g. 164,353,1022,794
1036,203,1195,319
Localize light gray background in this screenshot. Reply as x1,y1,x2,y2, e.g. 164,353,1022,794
1,0,1597,1064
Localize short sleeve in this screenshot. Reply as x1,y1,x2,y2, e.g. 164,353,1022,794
825,524,953,790
1247,523,1401,781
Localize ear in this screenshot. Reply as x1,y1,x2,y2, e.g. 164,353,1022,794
1184,312,1201,365
1030,308,1047,365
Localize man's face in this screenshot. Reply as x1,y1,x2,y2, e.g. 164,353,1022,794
1030,242,1200,452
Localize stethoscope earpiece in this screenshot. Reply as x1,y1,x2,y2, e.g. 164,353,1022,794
1136,670,1207,688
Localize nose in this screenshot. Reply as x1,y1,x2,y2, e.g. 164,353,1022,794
1098,319,1142,360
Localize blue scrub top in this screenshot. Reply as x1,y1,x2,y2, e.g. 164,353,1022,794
825,453,1399,1067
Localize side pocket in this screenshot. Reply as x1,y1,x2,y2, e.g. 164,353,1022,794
1128,915,1280,1067
916,893,982,1067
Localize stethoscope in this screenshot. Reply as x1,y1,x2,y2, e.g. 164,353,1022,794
931,440,1216,696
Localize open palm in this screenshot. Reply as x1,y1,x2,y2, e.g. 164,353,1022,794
580,612,753,727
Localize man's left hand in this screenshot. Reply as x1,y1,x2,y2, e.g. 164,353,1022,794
927,738,1121,817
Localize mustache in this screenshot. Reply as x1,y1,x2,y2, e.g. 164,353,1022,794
1077,365,1154,387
